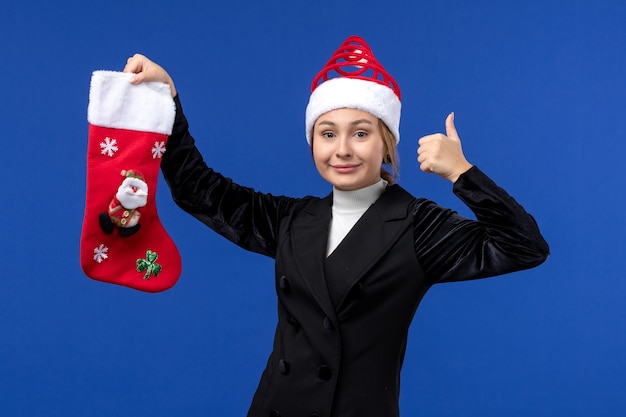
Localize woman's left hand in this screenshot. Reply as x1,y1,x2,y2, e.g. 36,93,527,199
123,54,177,97
417,112,473,183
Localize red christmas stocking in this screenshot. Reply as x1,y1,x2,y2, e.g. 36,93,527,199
80,70,181,292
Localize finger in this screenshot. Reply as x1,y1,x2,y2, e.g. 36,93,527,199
445,112,459,141
419,153,436,168
123,66,143,81
419,161,435,173
417,151,436,172
128,72,145,85
123,54,150,77
418,133,442,146
123,54,138,72
417,141,433,156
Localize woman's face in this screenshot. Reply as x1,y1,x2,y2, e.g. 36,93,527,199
312,108,386,191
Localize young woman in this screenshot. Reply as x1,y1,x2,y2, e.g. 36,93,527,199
124,36,549,417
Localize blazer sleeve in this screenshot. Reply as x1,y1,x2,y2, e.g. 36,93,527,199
160,95,300,258
413,166,549,284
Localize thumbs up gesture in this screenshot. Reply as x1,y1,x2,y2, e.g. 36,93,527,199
417,113,473,183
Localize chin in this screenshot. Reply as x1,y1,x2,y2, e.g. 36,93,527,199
333,182,361,191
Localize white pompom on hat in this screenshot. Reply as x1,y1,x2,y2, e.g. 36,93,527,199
305,36,402,145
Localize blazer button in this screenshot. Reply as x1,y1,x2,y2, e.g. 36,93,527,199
322,316,334,330
287,314,300,329
317,365,332,380
309,414,320,417
279,276,290,293
279,359,290,375
269,410,280,417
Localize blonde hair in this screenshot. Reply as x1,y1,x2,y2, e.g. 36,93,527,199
379,119,399,184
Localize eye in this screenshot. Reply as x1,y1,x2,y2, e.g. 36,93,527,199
321,131,335,139
354,131,368,138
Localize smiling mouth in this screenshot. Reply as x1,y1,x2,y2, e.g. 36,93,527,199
331,164,359,173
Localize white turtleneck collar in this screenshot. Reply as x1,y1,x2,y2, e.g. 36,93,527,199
327,179,387,256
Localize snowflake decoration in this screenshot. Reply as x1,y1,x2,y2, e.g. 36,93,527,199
100,137,119,157
93,244,109,263
151,141,166,159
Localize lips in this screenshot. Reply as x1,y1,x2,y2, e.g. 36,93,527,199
331,164,360,174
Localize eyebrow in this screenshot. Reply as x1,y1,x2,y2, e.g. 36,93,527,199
316,119,374,127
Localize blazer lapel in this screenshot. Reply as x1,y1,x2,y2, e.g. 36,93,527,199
325,184,415,310
291,195,337,321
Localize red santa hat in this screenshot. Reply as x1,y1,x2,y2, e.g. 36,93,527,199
120,169,145,181
305,35,402,145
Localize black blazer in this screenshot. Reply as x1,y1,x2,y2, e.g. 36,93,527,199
162,96,549,417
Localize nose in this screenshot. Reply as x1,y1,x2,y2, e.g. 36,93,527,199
336,136,352,158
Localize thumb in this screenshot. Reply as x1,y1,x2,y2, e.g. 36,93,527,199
445,112,459,141
129,71,147,85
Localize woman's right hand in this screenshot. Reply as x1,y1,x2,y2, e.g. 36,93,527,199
417,112,473,183
123,54,177,97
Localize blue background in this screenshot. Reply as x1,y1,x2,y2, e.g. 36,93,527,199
1,0,625,416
